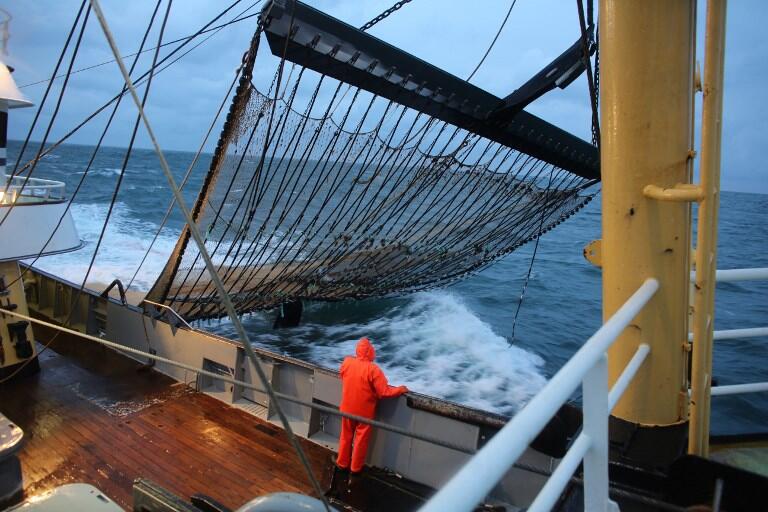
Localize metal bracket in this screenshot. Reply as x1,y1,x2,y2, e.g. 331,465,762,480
583,239,602,268
141,299,192,331
643,183,704,202
100,279,127,305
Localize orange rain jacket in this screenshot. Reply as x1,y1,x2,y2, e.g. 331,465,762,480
337,338,407,472
339,337,407,419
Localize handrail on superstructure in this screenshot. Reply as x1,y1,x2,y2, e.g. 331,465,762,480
1,174,66,203
419,278,659,512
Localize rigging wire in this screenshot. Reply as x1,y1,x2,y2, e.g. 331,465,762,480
10,0,254,177
17,4,262,90
466,0,517,82
0,0,166,383
509,174,552,343
0,0,172,294
86,2,330,508
0,0,88,207
508,0,600,340
96,0,171,299
125,69,241,293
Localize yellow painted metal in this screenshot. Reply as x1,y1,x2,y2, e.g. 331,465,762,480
583,239,602,268
689,0,728,457
0,261,37,369
600,0,695,426
643,184,704,202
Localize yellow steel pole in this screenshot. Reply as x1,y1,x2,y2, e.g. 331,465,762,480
600,0,694,436
689,0,728,457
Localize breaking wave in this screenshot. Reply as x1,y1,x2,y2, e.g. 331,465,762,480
308,292,547,415
217,290,548,416
25,202,178,291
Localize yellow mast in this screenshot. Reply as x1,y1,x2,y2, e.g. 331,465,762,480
600,0,695,458
689,0,728,457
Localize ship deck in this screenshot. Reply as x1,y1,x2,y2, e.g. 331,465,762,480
0,336,335,510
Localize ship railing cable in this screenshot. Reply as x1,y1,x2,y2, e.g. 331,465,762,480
0,305,687,512
87,1,332,509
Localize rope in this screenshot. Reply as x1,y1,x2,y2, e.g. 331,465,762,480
87,3,330,508
0,305,689,512
10,0,253,178
17,3,262,89
509,174,553,343
0,0,167,383
466,0,517,81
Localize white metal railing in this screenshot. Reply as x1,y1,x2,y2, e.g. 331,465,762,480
706,267,768,399
420,278,659,512
690,267,768,283
688,327,768,342
711,382,768,396
0,174,66,204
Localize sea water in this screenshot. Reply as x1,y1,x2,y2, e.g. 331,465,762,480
8,140,768,434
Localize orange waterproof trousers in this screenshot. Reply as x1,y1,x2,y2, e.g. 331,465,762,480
336,417,372,473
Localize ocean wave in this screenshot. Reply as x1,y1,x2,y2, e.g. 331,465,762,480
24,202,179,291
238,291,548,416
74,167,128,177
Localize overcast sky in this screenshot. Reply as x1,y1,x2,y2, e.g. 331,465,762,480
2,0,766,193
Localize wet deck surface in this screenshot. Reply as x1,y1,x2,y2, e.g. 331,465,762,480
0,338,335,510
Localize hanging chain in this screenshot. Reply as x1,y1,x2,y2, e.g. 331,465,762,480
577,0,600,148
359,0,414,32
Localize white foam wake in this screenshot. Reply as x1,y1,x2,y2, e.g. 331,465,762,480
25,202,179,291
307,291,547,416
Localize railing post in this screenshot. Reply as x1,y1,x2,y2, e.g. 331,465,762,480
583,354,617,511
689,0,728,458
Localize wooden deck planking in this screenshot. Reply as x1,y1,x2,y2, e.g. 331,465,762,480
0,342,333,510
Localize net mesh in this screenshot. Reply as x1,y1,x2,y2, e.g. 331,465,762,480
147,27,596,321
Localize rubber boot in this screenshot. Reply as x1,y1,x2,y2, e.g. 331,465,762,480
347,471,362,495
326,465,348,498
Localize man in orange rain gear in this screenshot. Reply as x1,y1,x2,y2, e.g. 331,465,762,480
334,337,408,486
